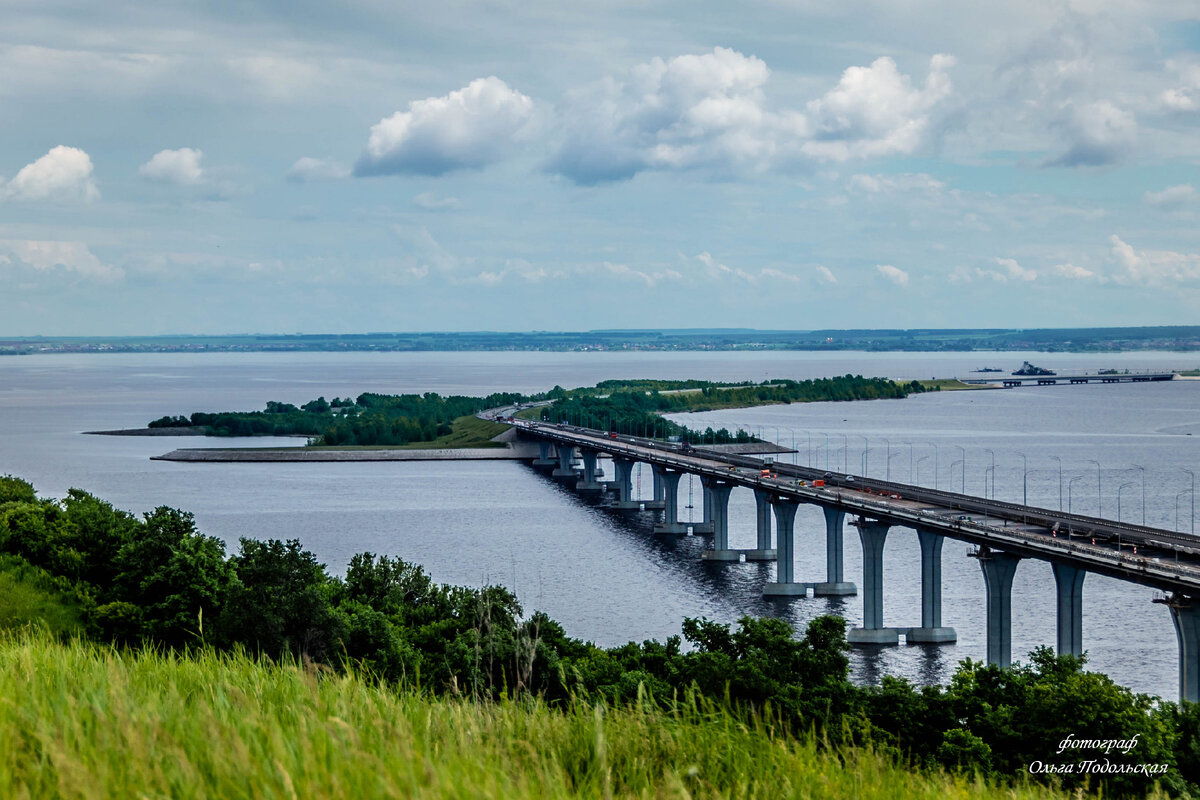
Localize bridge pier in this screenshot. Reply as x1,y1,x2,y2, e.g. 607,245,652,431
764,497,808,595
552,444,578,480
1051,562,1085,658
906,529,956,643
744,489,777,560
812,507,856,596
848,520,900,644
575,448,603,493
607,457,642,510
700,478,739,561
652,467,687,534
976,549,1022,668
532,441,556,469
1167,595,1200,703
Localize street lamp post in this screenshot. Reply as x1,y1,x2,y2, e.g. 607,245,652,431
955,445,966,493
1016,451,1028,506
1177,490,1193,533
820,433,829,470
1088,459,1102,517
950,459,963,491
856,434,869,477
984,449,996,500
839,433,847,473
924,442,940,490
883,437,892,481
906,442,914,483
1131,465,1145,526
1049,455,1063,511
1118,482,1135,523
1069,475,1085,515
917,455,930,486
1185,469,1196,536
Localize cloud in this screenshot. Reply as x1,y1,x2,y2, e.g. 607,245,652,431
140,148,205,185
601,261,682,287
412,191,461,211
815,265,838,285
1144,184,1198,210
551,47,790,183
1052,263,1098,280
875,264,909,287
1045,101,1136,167
551,48,955,183
694,251,759,284
992,257,1038,282
355,77,536,176
1109,234,1200,286
286,157,350,182
0,239,122,281
801,54,955,162
849,172,946,194
4,146,99,203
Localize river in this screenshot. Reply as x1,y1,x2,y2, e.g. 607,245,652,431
1,349,1197,697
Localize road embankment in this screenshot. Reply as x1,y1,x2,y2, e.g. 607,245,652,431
152,444,540,462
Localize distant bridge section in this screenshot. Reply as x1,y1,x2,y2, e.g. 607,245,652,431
960,371,1177,388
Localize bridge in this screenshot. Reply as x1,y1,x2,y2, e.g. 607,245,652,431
961,371,1177,388
513,418,1200,701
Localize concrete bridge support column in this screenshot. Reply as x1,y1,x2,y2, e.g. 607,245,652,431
907,529,956,643
552,444,577,480
763,498,806,595
532,441,556,469
700,479,739,561
1051,563,1085,658
848,521,899,644
608,458,642,510
977,550,1022,668
652,467,687,534
576,449,603,493
813,507,856,596
744,489,777,561
1167,596,1200,703
642,465,666,511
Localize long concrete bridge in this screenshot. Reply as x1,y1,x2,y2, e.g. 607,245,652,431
514,418,1200,701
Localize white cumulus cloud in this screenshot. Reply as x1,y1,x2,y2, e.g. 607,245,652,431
551,48,955,182
1052,263,1098,280
1144,184,1198,209
875,264,910,287
1046,100,1136,167
0,239,122,281
140,148,205,185
1109,234,1200,286
815,265,838,285
801,55,955,162
4,146,99,203
355,77,536,176
286,157,350,182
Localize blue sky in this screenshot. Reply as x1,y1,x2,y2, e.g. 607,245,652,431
2,0,1199,335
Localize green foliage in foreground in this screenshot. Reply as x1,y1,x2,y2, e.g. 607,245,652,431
2,474,1197,797
0,632,1113,800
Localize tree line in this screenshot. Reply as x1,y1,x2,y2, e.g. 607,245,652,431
0,473,1196,797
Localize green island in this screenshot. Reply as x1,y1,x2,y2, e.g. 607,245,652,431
137,375,933,449
0,473,1195,798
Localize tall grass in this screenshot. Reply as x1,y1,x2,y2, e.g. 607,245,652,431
0,633,1140,799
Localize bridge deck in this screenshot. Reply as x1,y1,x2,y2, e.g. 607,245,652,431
517,421,1200,596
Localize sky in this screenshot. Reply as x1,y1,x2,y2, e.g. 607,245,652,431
2,0,1200,335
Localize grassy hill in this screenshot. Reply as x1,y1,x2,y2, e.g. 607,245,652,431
0,632,1108,800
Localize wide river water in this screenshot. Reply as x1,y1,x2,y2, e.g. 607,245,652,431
1,350,1198,698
